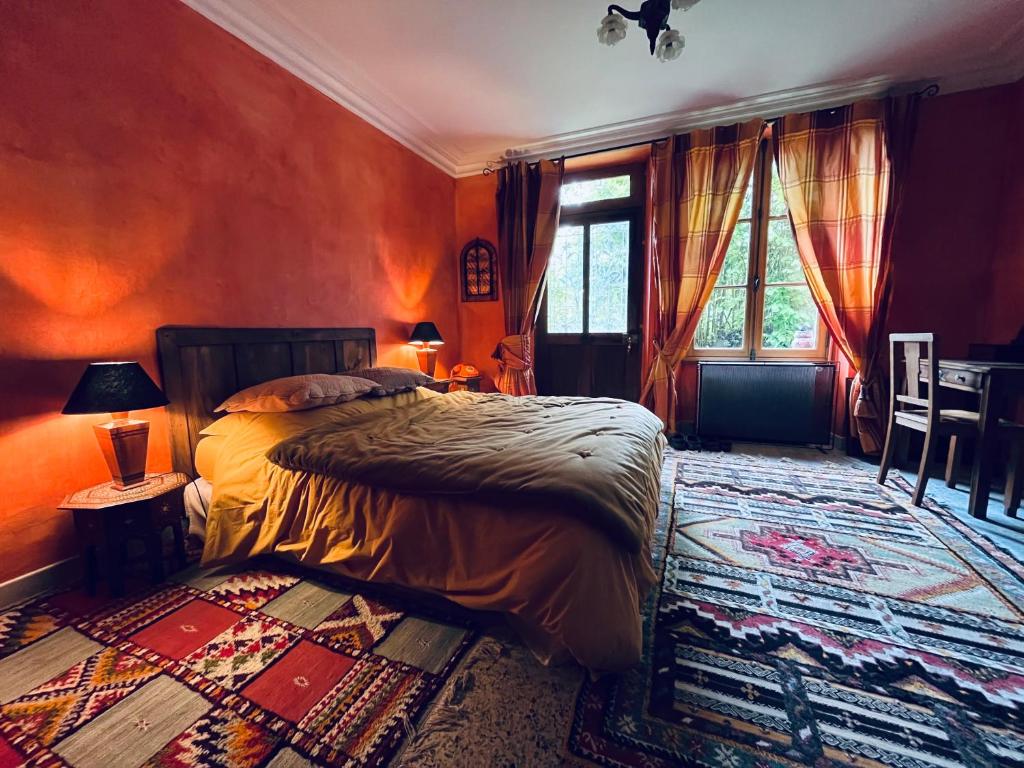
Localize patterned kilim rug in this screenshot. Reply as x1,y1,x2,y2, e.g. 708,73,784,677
569,450,1024,767
5,451,1024,767
0,558,477,767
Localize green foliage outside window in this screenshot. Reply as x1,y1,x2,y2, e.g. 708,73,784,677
547,226,584,333
561,175,631,207
694,159,820,353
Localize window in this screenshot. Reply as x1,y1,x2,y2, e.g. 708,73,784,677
692,130,826,359
547,220,632,334
548,225,585,332
544,165,644,336
560,174,631,207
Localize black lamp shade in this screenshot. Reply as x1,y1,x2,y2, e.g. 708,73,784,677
62,362,169,415
409,322,444,345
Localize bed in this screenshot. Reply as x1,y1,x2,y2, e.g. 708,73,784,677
157,326,664,671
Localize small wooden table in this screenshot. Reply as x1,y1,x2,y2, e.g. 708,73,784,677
423,376,482,394
451,375,482,392
422,379,453,393
928,360,1024,519
60,472,189,596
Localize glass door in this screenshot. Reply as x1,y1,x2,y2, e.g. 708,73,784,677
536,211,642,398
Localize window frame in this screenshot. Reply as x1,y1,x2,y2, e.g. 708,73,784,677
689,131,828,362
558,164,646,214
539,163,645,340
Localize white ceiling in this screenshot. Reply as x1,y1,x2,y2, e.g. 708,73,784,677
183,0,1024,176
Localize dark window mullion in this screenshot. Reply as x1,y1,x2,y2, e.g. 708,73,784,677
749,135,774,359
586,224,591,334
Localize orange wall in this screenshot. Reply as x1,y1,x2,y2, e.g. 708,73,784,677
454,174,503,391
0,0,459,583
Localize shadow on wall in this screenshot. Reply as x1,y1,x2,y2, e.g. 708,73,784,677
0,356,114,423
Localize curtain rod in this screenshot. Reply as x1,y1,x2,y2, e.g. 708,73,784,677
482,137,662,175
561,136,666,161
482,82,939,176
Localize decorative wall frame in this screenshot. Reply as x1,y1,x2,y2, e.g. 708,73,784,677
460,238,499,302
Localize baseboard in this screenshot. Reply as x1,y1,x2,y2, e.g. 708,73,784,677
0,557,80,609
833,434,848,452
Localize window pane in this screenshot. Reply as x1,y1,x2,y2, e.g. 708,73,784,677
718,222,751,286
762,285,819,349
769,160,787,217
739,175,754,219
546,225,584,333
588,221,630,333
765,220,803,283
695,287,747,349
561,175,630,206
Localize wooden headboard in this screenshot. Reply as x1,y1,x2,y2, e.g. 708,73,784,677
156,326,376,474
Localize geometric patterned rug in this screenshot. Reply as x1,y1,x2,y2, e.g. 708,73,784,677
569,450,1024,767
6,450,1024,767
0,557,477,767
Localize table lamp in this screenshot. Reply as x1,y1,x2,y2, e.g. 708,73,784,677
62,362,169,489
409,321,444,377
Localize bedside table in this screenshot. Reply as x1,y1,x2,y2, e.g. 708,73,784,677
422,377,482,393
451,375,482,392
422,379,453,393
60,472,189,596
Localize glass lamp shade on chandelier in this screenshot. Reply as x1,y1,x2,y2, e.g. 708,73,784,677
409,321,444,377
598,0,700,62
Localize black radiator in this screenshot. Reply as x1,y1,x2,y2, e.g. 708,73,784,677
697,362,836,446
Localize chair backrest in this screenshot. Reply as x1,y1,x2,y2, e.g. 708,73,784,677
888,332,939,418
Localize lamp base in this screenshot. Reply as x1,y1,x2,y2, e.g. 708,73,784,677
415,347,438,378
94,418,150,490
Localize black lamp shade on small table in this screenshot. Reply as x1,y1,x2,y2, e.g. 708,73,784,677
409,322,444,376
63,362,169,490
62,362,169,417
409,322,444,346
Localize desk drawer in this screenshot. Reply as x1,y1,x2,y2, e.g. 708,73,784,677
918,361,984,391
939,367,983,390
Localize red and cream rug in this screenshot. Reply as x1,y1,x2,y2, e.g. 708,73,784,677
0,560,477,767
566,450,1024,767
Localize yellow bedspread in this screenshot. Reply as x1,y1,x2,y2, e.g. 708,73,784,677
269,392,664,553
199,389,662,671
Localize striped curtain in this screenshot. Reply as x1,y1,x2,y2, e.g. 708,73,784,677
493,159,563,395
640,120,765,432
773,97,918,453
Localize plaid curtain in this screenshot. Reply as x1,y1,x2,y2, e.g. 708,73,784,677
854,95,921,452
773,98,918,453
640,120,765,432
493,159,563,395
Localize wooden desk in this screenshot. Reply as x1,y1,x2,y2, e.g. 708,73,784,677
922,360,1024,518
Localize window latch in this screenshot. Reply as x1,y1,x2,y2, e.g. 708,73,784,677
752,274,761,292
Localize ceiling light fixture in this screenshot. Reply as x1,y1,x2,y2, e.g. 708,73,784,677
598,0,700,62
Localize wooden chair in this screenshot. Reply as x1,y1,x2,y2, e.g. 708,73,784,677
877,334,980,506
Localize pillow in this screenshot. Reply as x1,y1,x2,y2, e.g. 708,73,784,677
348,366,434,395
214,374,384,413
